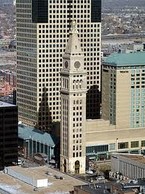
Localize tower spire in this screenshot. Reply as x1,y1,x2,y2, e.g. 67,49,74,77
64,20,82,55
70,20,78,34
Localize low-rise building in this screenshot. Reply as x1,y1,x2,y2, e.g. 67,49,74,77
111,153,145,179
18,124,56,162
73,183,111,194
74,180,145,194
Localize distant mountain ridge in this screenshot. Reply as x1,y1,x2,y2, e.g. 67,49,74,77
102,0,145,8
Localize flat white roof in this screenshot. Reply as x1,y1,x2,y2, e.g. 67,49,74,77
6,166,46,179
4,166,86,192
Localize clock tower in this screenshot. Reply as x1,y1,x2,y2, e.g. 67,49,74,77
60,21,87,174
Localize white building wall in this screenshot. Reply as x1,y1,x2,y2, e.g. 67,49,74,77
5,167,48,188
111,154,145,179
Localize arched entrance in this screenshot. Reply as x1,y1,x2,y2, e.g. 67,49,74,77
64,159,66,173
75,160,80,174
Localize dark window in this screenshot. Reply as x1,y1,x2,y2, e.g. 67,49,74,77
91,0,101,22
131,141,139,148
32,0,48,23
118,142,128,149
86,145,108,154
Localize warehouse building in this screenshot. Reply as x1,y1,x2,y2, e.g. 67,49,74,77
18,124,56,162
111,153,145,179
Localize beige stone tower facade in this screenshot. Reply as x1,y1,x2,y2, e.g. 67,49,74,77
60,21,87,174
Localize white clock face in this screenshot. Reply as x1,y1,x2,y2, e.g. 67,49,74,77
64,61,68,68
74,61,81,69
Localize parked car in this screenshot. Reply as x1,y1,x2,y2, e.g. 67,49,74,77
18,159,22,165
33,153,48,165
97,176,105,181
86,170,94,174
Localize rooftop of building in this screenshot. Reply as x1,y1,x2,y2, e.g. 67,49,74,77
18,124,56,147
75,179,145,194
112,153,145,166
0,166,86,193
74,182,111,194
103,51,145,67
112,178,145,193
0,100,15,107
120,154,145,165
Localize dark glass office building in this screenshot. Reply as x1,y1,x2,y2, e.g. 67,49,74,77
0,101,18,170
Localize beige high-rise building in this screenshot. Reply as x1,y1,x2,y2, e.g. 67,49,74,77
83,52,145,162
102,52,145,129
60,21,87,174
16,0,101,131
